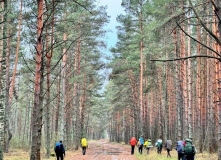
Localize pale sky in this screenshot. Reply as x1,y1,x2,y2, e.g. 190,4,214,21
97,0,124,48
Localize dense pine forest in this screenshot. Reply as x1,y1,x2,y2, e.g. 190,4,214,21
0,0,221,160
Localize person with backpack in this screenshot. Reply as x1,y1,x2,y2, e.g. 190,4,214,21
156,138,163,154
54,140,65,160
182,139,196,160
165,140,172,157
176,140,184,160
138,136,144,154
129,137,137,155
146,139,153,154
81,137,88,155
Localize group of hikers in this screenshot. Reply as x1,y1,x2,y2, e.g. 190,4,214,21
130,136,197,160
54,138,88,160
54,136,196,160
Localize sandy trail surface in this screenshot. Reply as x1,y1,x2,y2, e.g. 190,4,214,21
70,140,137,160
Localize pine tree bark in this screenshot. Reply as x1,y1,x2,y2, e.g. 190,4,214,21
4,28,12,153
30,0,44,159
187,11,192,138
8,0,23,105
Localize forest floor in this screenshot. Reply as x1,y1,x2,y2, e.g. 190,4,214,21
4,140,218,160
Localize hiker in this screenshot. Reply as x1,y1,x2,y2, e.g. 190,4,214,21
138,136,144,154
176,140,184,160
146,139,153,154
156,138,163,154
165,139,172,157
144,139,147,148
81,137,88,155
54,140,65,160
129,137,137,155
182,139,196,160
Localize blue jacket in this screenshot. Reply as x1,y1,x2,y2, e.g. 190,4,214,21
140,137,144,145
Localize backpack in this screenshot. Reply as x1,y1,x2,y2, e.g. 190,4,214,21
157,139,163,149
147,139,153,148
177,141,183,154
183,139,194,155
81,138,87,147
166,140,172,151
55,143,62,154
130,137,136,146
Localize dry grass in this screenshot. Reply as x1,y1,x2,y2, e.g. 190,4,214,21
4,150,79,160
135,148,217,160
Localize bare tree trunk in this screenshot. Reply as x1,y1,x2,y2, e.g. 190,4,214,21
30,0,44,159
60,31,67,141
4,28,12,153
173,29,182,140
187,10,192,138
8,0,22,105
139,7,144,134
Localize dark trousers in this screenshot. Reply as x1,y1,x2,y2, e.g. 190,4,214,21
131,145,135,155
139,144,143,154
147,148,150,154
178,153,183,160
82,147,86,155
183,155,194,160
56,154,63,160
157,147,162,154
167,149,171,157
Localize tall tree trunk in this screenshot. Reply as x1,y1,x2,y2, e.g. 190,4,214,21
214,1,221,158
187,10,192,138
139,6,144,134
8,0,23,105
75,32,81,150
4,28,12,153
45,0,54,157
30,0,44,159
60,32,67,141
173,29,182,140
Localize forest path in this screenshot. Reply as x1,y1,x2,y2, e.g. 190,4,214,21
70,139,137,160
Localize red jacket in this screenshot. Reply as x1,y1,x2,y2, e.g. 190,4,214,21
130,137,137,146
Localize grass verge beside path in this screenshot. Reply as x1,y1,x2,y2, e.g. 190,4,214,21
135,148,217,160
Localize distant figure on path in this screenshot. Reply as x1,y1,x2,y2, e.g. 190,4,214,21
129,137,137,155
54,140,65,160
146,139,153,154
156,137,163,154
165,139,172,157
81,138,88,155
138,136,144,154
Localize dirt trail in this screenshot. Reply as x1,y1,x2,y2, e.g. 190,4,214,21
70,140,137,160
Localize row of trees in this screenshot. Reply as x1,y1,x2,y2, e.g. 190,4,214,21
0,0,109,160
106,0,221,159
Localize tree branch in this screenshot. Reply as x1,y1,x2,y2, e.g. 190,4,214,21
150,55,221,62
176,22,221,57
189,0,221,46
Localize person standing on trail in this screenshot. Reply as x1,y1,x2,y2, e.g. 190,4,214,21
81,137,88,155
129,137,137,155
146,139,153,154
138,136,144,154
156,137,163,154
54,140,65,160
165,139,172,157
